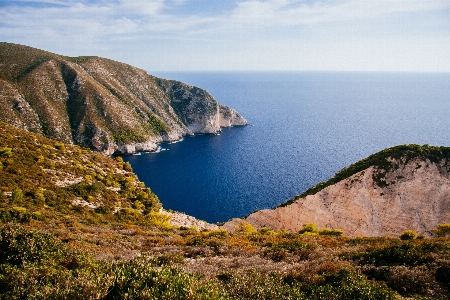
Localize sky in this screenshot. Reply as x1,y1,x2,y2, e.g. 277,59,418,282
1,0,449,72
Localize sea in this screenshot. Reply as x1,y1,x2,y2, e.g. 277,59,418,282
123,71,450,224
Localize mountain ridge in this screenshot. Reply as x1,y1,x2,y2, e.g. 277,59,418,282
0,42,246,154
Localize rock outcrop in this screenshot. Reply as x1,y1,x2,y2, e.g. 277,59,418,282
223,145,450,237
0,42,247,154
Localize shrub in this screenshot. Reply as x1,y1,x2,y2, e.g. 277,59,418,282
54,142,65,151
11,189,23,202
107,258,226,299
0,225,111,299
357,241,446,267
0,148,13,158
400,230,418,240
116,207,141,223
35,155,45,163
386,266,435,297
154,254,184,266
258,227,277,235
299,223,318,234
115,156,124,169
234,220,256,235
432,223,450,237
0,224,64,266
123,162,132,172
33,187,45,204
319,228,344,236
143,211,171,228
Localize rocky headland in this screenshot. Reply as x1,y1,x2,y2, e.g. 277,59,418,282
0,42,246,155
224,145,450,237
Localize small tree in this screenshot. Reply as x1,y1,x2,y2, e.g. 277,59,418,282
400,229,418,240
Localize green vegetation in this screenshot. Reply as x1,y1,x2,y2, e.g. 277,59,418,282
1,42,241,153
0,222,448,299
146,113,170,135
279,144,450,207
0,122,164,227
400,229,418,240
298,223,318,235
1,121,450,298
433,223,450,237
113,129,147,145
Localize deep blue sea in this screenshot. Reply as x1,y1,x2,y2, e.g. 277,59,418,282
123,72,450,223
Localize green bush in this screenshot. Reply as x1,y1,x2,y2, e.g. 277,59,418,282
0,148,12,158
11,189,23,202
0,225,111,299
319,228,344,236
0,224,65,266
234,220,256,235
33,187,45,204
107,258,226,299
432,223,450,237
123,161,133,172
400,230,418,240
357,241,448,267
299,223,318,234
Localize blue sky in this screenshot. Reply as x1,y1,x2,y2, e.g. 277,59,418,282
1,0,449,72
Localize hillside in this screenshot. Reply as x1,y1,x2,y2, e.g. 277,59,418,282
224,145,450,237
1,124,450,298
0,42,246,154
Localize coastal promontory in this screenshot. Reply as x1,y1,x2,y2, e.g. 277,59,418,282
224,145,450,237
0,42,247,154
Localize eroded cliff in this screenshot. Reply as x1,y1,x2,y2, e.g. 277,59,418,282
224,145,450,237
0,42,247,154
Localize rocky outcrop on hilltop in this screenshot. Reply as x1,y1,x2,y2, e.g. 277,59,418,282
224,145,450,237
0,43,246,154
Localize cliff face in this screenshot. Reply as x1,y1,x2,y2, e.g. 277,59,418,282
224,145,450,237
0,43,246,154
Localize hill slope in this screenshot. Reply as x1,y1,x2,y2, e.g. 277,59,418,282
1,117,450,299
225,145,450,237
0,42,246,154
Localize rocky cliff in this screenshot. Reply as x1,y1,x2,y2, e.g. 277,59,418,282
0,42,246,154
224,145,450,237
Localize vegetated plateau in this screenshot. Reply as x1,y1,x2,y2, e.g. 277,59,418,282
0,43,449,299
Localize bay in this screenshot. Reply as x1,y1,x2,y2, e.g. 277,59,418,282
123,71,450,223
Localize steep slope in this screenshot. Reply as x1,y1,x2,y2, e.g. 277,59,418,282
0,42,246,154
0,121,216,230
224,145,450,237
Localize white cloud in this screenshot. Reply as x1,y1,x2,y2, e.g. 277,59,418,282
230,0,450,26
0,0,449,71
117,0,165,15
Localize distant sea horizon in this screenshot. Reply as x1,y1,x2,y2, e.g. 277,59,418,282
124,71,450,223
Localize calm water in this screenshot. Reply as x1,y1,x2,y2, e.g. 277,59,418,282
124,72,450,223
